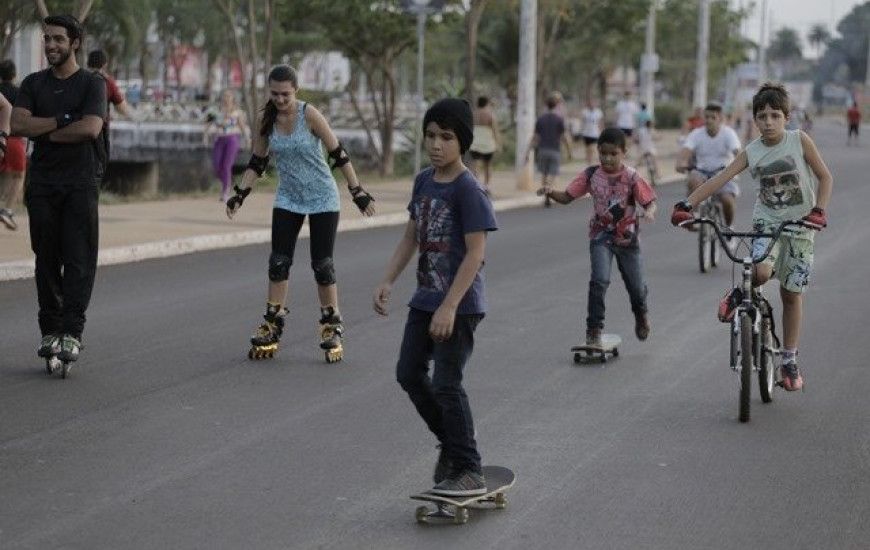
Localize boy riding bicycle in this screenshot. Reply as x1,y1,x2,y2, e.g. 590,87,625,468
676,102,742,230
671,83,833,392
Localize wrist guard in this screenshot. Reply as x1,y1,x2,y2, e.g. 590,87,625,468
226,185,252,211
349,185,374,212
675,199,693,212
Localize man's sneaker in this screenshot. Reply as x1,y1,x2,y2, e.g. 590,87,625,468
37,334,62,358
780,362,803,392
585,327,602,347
431,469,487,497
634,312,650,341
718,287,743,323
58,335,82,362
0,208,17,231
433,444,453,484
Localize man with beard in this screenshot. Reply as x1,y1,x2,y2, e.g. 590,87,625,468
11,14,107,368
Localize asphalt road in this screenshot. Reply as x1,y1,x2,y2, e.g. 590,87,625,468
2,119,869,549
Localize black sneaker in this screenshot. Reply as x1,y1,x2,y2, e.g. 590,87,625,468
585,327,602,347
634,312,650,341
431,469,487,496
433,445,453,484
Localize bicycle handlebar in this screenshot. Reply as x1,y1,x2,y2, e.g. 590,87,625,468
678,217,819,264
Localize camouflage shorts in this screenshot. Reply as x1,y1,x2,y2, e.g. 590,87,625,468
751,220,815,293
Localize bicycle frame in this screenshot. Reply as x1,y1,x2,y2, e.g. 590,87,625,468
678,216,815,422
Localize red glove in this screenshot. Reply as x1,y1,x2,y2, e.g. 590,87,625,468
802,206,827,230
671,200,694,227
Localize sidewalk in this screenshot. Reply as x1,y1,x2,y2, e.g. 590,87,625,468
0,129,684,281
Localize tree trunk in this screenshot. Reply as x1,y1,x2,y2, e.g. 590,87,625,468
464,0,488,106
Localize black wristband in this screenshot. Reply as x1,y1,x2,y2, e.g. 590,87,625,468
810,206,825,215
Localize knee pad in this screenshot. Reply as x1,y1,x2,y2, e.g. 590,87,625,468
311,257,336,286
268,252,292,282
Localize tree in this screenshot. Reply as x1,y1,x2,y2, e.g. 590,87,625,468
768,27,803,62
808,23,831,59
295,0,419,177
464,0,489,106
1,1,38,58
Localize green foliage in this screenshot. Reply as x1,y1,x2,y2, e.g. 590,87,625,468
651,102,683,129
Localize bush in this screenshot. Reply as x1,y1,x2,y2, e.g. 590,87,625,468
654,102,684,129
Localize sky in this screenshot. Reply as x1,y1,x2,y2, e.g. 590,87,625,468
739,0,867,49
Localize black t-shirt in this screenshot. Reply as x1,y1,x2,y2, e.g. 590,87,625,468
0,81,17,104
17,68,107,186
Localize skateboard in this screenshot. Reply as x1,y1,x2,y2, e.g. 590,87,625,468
410,465,515,524
571,333,622,364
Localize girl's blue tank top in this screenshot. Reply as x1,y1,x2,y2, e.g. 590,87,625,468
270,101,340,214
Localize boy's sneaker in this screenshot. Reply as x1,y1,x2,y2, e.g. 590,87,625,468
433,445,454,484
585,327,602,347
780,362,803,392
634,312,650,341
431,469,487,497
0,208,17,231
37,334,62,357
718,287,743,323
58,335,82,362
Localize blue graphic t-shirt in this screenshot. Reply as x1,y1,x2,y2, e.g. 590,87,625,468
407,168,498,314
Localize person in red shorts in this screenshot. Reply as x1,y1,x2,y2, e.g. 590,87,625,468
0,59,25,230
846,102,861,146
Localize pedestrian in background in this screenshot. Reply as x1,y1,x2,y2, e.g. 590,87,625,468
525,91,572,207
204,89,249,202
578,97,604,167
0,59,25,230
468,95,501,196
11,14,108,365
847,101,861,146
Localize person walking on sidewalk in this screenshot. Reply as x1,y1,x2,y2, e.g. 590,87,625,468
468,96,501,195
525,91,572,207
86,49,129,159
0,60,25,231
847,101,861,146
204,89,250,202
11,14,108,365
538,128,657,346
374,98,498,496
226,64,375,362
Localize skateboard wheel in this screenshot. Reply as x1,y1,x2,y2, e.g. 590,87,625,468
600,355,607,364
573,353,581,364
454,507,469,524
612,347,619,357
494,493,507,508
61,362,71,379
415,505,429,522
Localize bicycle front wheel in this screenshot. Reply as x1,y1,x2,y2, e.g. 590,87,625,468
758,314,776,403
738,312,753,423
698,219,712,273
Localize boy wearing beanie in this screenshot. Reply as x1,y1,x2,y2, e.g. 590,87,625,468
374,98,498,496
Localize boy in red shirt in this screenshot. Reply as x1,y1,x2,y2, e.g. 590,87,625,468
847,103,861,145
538,127,658,345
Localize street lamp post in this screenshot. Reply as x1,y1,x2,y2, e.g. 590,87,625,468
401,0,445,174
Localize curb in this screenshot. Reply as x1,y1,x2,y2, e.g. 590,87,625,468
0,194,544,282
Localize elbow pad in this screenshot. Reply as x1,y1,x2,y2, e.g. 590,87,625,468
327,142,350,170
246,154,269,177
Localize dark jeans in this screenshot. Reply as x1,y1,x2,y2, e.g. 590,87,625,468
26,184,100,339
396,307,484,473
587,232,648,329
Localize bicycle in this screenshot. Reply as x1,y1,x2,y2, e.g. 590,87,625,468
683,165,727,273
677,216,816,423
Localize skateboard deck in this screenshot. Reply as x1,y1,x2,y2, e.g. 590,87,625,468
411,465,515,524
571,333,622,364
